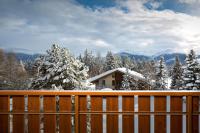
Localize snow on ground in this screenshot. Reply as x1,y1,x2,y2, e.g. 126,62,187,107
100,88,113,91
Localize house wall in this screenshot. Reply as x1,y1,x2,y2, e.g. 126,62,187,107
95,73,115,89
92,71,149,90
115,72,123,89
93,72,124,90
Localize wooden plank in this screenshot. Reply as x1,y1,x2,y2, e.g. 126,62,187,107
170,96,182,133
0,96,9,133
43,96,56,133
106,96,118,133
191,96,199,133
79,96,87,133
59,96,71,133
12,96,24,133
28,96,40,133
122,96,134,133
1,90,200,96
91,96,102,133
138,96,150,133
154,96,166,133
75,95,79,133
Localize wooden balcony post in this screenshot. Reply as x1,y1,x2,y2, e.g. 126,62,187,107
187,95,192,133
75,95,79,133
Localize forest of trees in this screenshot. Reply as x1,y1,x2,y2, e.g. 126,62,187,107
0,49,28,89
0,44,199,90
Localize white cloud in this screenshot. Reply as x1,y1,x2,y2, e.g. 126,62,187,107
179,0,200,4
0,0,200,55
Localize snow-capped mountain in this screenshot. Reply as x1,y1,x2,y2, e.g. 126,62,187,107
118,51,199,66
118,52,150,61
153,53,186,65
15,53,41,63
12,51,200,66
152,48,182,57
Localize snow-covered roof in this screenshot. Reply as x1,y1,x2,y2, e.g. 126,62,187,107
88,67,145,82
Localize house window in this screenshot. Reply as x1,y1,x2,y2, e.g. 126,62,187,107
112,80,115,86
112,73,115,78
102,80,105,86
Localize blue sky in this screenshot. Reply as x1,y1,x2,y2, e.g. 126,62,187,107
0,0,200,55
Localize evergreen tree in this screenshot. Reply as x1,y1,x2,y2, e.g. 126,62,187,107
82,49,94,68
135,60,145,74
122,56,135,70
182,50,199,90
104,51,117,71
121,68,131,90
155,57,168,89
196,64,200,89
91,52,104,76
114,55,123,68
141,60,156,90
171,56,183,90
121,67,138,90
81,49,95,77
30,44,88,90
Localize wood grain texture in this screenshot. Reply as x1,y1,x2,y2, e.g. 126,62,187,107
122,96,134,133
1,90,200,96
28,96,40,133
59,96,71,133
79,96,87,133
106,96,118,133
154,96,166,133
0,96,9,133
75,95,79,133
170,96,182,133
91,96,103,133
12,96,24,133
192,96,199,133
1,91,200,133
138,96,150,133
43,96,56,133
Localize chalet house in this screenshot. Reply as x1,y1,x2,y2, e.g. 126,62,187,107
88,68,147,90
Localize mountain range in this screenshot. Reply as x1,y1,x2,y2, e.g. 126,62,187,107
14,51,200,66
118,52,187,65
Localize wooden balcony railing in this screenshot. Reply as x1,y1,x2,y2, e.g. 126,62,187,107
0,90,200,133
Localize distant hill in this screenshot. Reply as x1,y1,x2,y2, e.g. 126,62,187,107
15,53,40,63
153,53,186,65
117,52,200,66
14,52,199,66
118,52,151,61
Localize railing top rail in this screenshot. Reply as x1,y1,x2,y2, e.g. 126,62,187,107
0,90,200,96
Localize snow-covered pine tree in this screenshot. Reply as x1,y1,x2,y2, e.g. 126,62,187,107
141,60,156,90
171,56,183,90
104,51,117,71
121,68,131,90
122,56,135,70
121,67,138,90
92,52,104,76
81,49,95,77
82,49,94,68
182,50,199,90
135,60,145,74
196,64,200,89
30,44,88,90
155,57,168,90
114,55,123,68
